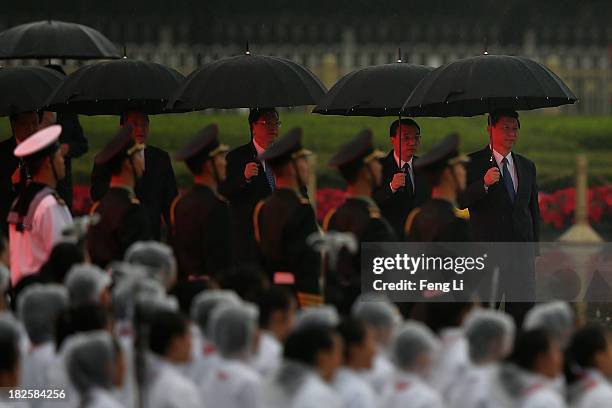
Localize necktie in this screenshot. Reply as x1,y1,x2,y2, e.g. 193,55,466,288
502,157,516,203
264,162,275,191
402,162,414,193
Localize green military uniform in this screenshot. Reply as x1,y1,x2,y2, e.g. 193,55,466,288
253,127,322,308
171,124,232,282
87,126,151,267
404,133,471,242
324,129,396,314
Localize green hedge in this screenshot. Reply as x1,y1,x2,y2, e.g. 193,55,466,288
2,112,611,190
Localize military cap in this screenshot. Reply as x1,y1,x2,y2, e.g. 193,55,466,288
413,133,469,172
94,125,144,166
258,127,311,166
328,129,385,170
175,124,229,162
14,124,62,161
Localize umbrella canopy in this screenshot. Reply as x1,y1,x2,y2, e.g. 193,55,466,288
0,66,64,116
169,53,326,111
402,54,577,117
0,20,121,60
46,58,185,115
313,62,432,116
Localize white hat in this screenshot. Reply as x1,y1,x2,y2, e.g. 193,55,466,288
13,124,62,158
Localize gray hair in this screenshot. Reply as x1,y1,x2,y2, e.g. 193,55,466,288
523,301,574,347
64,264,111,307
17,284,68,344
125,241,177,289
391,321,440,373
464,309,515,364
209,302,259,359
63,331,117,394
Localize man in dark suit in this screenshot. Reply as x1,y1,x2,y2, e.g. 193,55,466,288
0,112,40,237
253,128,322,308
87,125,151,267
374,118,430,238
459,109,541,324
90,111,178,240
324,129,397,314
171,124,232,283
219,108,280,265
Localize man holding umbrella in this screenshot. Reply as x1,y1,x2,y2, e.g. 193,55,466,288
374,119,430,237
220,108,281,265
459,109,540,324
90,111,178,240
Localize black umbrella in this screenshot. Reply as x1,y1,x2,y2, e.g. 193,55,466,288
0,20,121,60
313,61,432,116
46,58,185,115
169,50,326,111
402,54,577,117
0,66,64,116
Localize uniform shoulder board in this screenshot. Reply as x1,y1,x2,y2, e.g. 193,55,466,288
215,191,229,203
89,201,101,215
322,208,337,232
368,206,381,219
52,192,66,207
404,207,422,236
252,200,266,243
454,207,470,220
169,195,182,228
298,196,310,205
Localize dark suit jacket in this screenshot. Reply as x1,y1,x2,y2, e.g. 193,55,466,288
459,146,540,242
0,137,19,237
373,150,430,237
218,141,273,264
90,145,178,240
56,112,88,209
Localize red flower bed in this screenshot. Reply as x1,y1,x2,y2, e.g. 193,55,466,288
73,184,611,231
316,188,347,223
535,185,611,229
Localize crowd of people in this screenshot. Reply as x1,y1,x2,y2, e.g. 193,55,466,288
1,262,611,408
0,103,582,407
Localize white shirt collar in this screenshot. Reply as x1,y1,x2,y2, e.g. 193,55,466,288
491,146,514,167
253,140,266,156
394,152,414,169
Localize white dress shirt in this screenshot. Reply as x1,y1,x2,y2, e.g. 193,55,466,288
390,154,414,193
492,148,518,193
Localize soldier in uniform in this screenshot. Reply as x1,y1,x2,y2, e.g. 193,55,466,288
170,123,232,283
7,125,73,285
405,133,471,242
253,127,322,308
87,125,151,267
323,129,396,315
404,134,474,327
